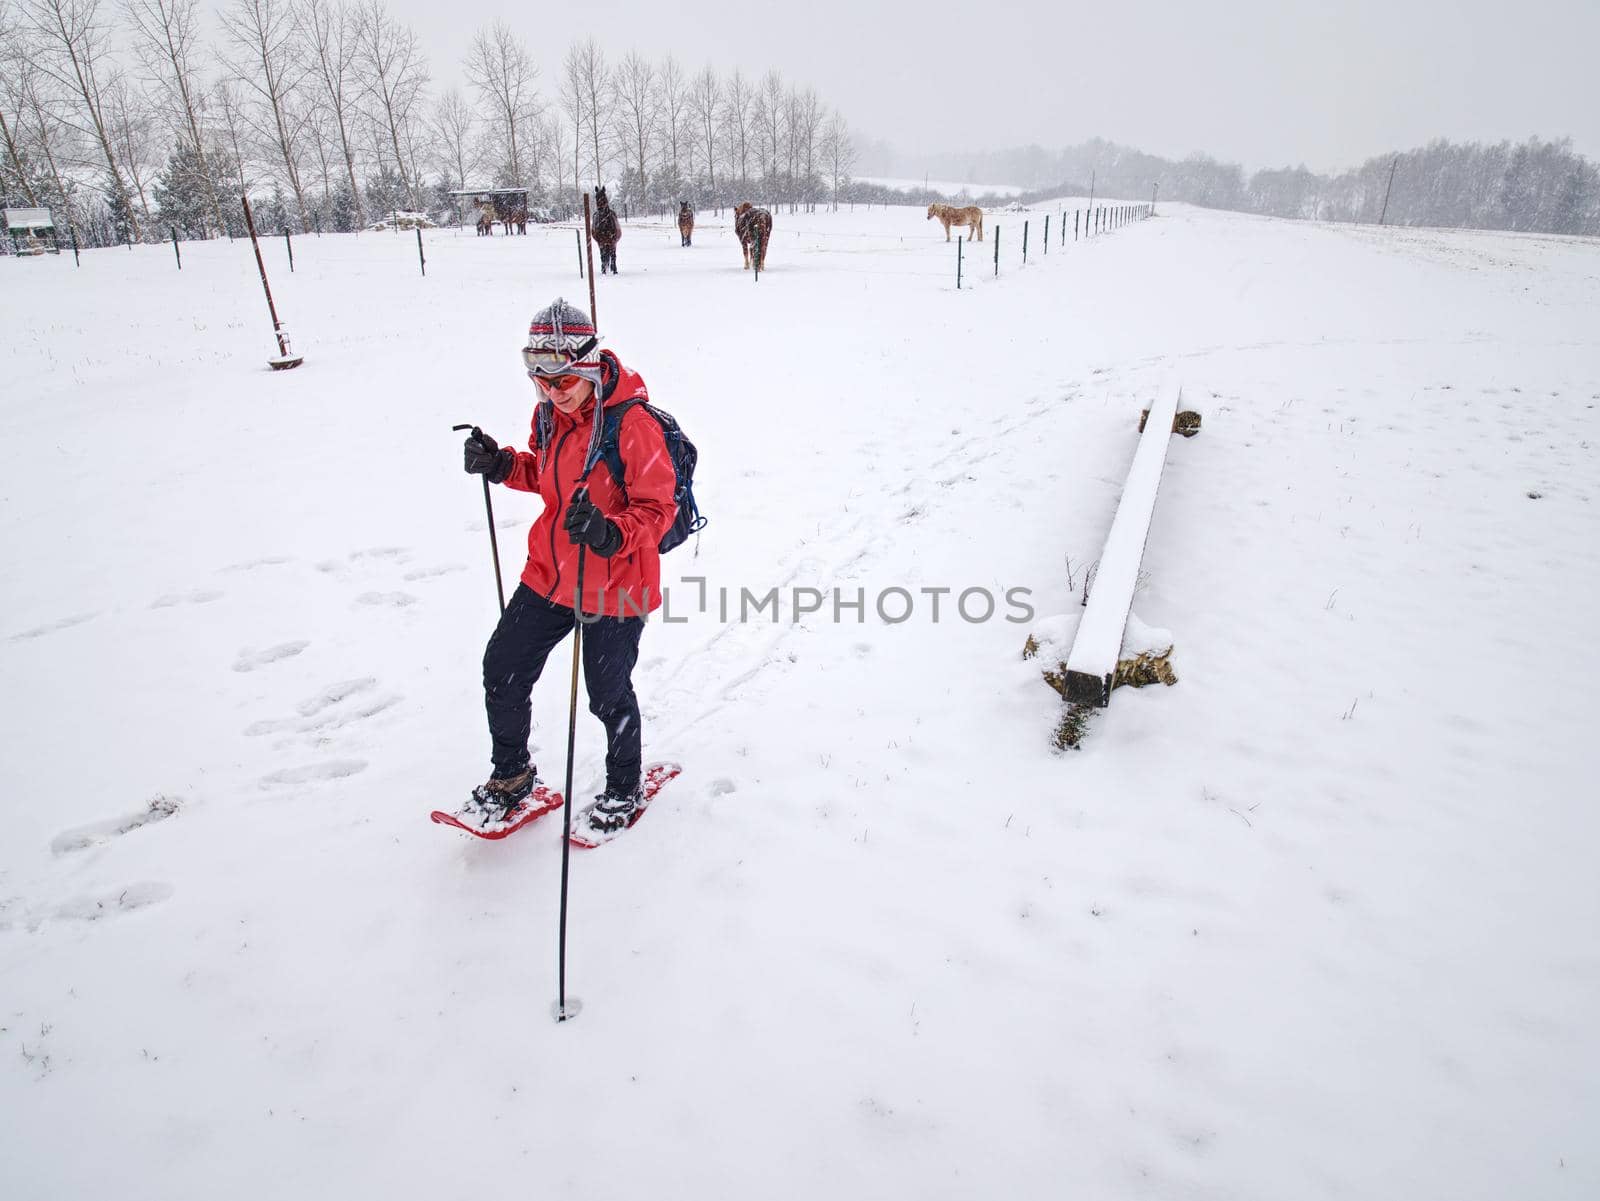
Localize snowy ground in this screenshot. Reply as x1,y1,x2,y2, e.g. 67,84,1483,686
2,199,1598,1199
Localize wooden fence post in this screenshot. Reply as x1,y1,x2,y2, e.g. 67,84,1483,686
956,235,963,289
1023,219,1029,264
417,227,426,276
1044,214,1049,254
171,227,181,270
994,225,1000,277
284,228,293,272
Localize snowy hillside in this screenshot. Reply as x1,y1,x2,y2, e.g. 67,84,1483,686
2,201,1597,1200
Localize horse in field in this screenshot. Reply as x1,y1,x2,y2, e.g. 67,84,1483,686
733,202,772,271
475,207,495,236
592,185,621,273
678,201,694,247
927,202,984,242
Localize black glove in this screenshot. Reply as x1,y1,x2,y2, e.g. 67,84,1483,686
564,488,623,557
463,430,514,483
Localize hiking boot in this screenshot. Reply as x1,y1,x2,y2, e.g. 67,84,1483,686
470,767,538,820
586,785,643,834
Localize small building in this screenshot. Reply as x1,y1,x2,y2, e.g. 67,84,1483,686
4,206,59,255
448,188,529,236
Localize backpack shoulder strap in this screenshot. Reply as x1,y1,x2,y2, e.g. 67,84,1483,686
584,398,649,493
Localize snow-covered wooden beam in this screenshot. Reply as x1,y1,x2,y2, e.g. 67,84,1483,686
1064,378,1184,707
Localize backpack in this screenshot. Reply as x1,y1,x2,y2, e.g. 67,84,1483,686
537,398,706,554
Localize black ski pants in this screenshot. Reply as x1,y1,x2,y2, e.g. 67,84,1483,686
483,584,644,795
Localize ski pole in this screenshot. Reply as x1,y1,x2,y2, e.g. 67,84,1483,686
555,531,588,1023
451,423,506,614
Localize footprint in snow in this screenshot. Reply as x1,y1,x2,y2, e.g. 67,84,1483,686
348,546,411,563
260,760,368,788
54,882,175,922
401,564,466,581
8,613,98,642
233,640,311,672
51,796,182,855
297,678,377,717
219,556,293,573
245,692,400,737
150,589,224,608
355,591,417,608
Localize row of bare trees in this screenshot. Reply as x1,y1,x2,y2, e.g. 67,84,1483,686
0,0,858,247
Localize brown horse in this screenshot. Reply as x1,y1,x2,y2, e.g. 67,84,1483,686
927,202,984,242
592,185,621,274
678,201,694,247
733,202,772,271
475,207,495,236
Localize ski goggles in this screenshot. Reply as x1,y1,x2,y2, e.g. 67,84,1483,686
522,346,581,375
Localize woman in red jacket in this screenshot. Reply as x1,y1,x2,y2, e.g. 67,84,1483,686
461,298,676,833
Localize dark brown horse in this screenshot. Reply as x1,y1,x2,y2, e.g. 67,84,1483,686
592,185,621,274
733,202,772,272
678,201,694,247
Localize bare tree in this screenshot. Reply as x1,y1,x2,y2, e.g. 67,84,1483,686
820,109,854,210
123,0,223,233
611,50,654,206
219,0,311,229
569,37,610,187
211,75,252,200
302,0,365,226
558,41,585,208
21,0,143,238
543,111,568,211
104,74,157,223
0,4,43,203
654,53,686,193
428,86,476,204
719,67,752,191
794,86,822,210
353,0,428,209
755,69,783,192
464,19,537,187
685,63,718,199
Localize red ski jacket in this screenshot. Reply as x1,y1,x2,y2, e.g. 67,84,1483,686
500,351,676,616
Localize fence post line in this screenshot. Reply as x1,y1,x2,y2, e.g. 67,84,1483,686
994,225,1000,277
1075,210,1079,241
171,226,181,270
1044,214,1049,255
1023,219,1029,264
284,229,294,272
576,227,584,279
417,226,426,276
71,228,80,267
957,235,963,290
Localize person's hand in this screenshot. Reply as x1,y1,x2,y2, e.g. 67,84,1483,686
463,430,513,483
564,488,622,557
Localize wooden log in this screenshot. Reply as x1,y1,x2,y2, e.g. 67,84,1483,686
1063,378,1182,706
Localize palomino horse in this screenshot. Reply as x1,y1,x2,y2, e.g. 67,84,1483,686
733,203,773,271
678,201,695,247
591,185,621,274
927,203,984,242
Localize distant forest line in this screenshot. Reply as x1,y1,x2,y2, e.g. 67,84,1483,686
868,137,1600,237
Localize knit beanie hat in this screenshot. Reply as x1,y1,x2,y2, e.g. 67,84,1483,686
525,297,601,368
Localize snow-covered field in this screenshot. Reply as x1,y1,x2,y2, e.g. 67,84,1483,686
2,200,1598,1199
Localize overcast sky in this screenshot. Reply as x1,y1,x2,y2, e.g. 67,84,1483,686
374,0,1597,176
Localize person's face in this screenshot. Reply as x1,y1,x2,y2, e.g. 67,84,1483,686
535,372,594,414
